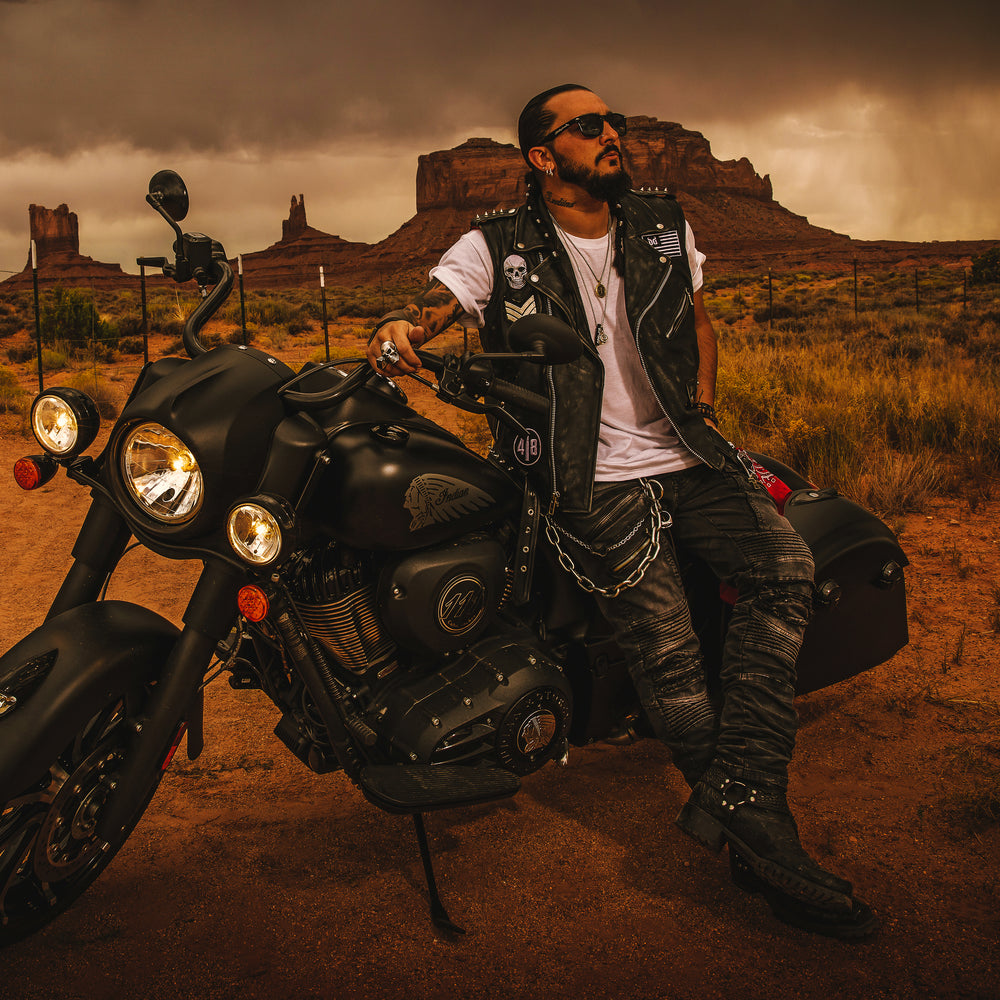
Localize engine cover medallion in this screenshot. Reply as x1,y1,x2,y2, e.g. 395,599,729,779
437,574,486,634
497,688,570,775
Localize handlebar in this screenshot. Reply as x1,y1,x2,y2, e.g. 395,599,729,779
482,377,549,415
183,260,233,357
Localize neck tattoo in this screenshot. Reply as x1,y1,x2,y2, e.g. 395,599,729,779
545,192,576,208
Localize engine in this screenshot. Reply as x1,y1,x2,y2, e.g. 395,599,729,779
283,535,572,775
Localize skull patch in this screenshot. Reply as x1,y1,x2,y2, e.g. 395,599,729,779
503,254,528,290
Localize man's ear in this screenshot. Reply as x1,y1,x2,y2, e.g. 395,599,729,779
527,146,554,175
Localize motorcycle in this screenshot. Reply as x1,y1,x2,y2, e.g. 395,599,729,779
0,171,908,943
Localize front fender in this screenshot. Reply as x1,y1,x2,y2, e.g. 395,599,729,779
0,601,179,799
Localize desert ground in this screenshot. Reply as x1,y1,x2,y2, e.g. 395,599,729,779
1,349,998,1000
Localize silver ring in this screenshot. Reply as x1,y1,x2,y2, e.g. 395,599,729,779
378,341,400,370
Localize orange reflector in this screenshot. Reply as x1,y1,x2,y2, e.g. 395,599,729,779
238,585,269,622
14,455,56,491
160,722,188,771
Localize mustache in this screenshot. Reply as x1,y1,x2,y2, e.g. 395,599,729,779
598,145,623,162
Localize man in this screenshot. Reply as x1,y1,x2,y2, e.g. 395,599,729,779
368,84,875,939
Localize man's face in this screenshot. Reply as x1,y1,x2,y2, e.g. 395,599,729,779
542,89,631,201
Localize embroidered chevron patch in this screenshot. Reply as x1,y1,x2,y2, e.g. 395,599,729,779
645,230,683,257
505,298,538,322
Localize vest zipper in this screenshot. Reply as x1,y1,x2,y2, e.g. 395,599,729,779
634,278,711,467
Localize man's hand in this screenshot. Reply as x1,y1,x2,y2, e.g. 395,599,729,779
367,278,465,377
367,318,426,376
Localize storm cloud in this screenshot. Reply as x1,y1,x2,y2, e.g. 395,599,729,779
1,0,997,272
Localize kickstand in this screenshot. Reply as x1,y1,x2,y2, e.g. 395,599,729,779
412,813,466,935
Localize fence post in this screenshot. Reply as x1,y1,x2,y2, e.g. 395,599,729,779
238,255,247,345
31,240,43,393
320,266,330,362
140,263,149,365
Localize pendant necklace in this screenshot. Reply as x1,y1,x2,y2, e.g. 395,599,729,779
554,218,613,298
554,219,613,345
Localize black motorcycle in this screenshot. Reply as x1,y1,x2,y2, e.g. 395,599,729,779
0,172,908,943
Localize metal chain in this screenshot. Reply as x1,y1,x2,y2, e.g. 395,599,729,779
542,479,671,598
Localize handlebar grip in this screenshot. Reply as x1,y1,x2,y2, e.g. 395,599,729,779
488,378,549,415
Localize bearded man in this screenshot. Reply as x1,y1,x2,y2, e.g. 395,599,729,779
368,84,876,939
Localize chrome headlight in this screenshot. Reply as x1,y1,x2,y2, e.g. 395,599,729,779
121,422,203,523
227,501,283,565
31,388,100,458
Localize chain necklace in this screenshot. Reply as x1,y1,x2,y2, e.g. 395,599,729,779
553,219,613,346
553,218,613,298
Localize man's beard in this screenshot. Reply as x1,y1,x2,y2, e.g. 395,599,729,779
552,147,632,201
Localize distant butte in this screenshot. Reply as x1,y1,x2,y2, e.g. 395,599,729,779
3,119,996,289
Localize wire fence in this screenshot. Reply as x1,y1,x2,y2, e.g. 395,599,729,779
0,260,995,408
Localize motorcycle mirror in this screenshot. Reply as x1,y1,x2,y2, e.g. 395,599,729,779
507,315,582,364
147,170,189,222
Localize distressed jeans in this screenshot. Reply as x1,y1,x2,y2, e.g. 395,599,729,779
553,458,815,785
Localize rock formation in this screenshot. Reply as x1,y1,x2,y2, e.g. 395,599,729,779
29,203,81,259
282,195,308,241
3,119,995,291
234,192,371,288
359,119,853,281
2,204,127,288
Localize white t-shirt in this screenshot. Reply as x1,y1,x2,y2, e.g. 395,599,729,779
431,221,706,480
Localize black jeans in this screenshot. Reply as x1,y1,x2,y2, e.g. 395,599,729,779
552,460,815,785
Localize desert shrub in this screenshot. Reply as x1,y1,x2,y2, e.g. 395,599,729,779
41,348,68,371
118,337,145,355
7,343,36,364
114,314,145,340
0,366,29,414
286,317,312,337
0,314,23,338
40,287,119,352
970,248,1000,286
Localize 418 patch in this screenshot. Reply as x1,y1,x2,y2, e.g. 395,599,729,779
512,429,542,466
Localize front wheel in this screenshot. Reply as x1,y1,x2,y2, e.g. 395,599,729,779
0,688,160,947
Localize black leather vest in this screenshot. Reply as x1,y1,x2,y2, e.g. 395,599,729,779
474,189,731,513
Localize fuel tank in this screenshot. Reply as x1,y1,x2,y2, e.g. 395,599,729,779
299,369,520,550
315,420,518,550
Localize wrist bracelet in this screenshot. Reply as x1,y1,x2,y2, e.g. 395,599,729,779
695,402,718,422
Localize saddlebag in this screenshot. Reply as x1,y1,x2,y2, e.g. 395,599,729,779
783,487,908,695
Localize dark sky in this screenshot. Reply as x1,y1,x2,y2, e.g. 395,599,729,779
1,0,997,274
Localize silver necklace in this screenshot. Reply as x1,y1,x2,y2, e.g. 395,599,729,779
554,221,613,345
554,218,613,298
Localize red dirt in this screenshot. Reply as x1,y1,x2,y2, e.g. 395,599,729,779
1,372,999,1000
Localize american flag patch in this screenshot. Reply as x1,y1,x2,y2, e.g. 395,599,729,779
645,230,683,257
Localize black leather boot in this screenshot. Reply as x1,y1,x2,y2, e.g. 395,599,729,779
730,849,879,940
676,760,854,911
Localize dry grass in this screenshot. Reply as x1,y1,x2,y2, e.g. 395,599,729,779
2,274,999,514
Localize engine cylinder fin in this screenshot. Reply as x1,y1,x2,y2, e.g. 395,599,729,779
294,584,396,675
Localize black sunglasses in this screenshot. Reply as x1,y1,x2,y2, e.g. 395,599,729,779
541,112,628,144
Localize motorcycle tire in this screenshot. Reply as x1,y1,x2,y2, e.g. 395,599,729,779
0,686,161,947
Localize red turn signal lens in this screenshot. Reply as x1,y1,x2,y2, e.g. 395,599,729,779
237,585,270,622
13,455,58,491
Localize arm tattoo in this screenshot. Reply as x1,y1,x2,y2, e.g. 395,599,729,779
403,278,464,339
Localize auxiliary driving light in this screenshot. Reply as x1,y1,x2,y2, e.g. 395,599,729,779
30,388,100,458
227,496,292,566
